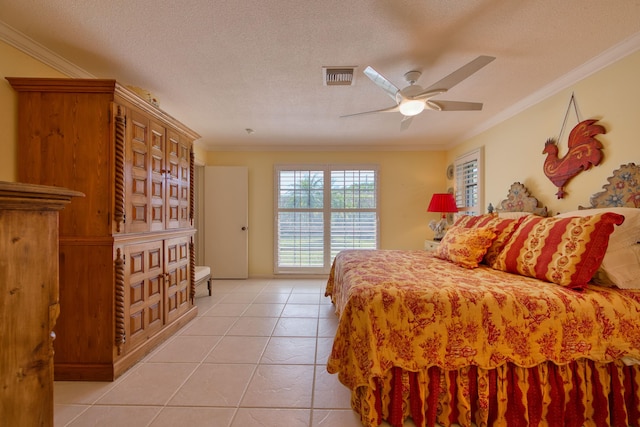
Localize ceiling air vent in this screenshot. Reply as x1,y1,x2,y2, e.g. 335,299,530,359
323,67,356,86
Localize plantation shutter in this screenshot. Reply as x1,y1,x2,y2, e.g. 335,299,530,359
330,169,377,260
275,165,378,274
276,169,325,269
454,148,483,216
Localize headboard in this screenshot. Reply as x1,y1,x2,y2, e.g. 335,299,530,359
488,182,548,216
580,162,640,209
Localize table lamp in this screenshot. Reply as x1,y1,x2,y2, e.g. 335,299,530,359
427,193,458,240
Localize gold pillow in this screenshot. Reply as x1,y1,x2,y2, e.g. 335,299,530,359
452,213,523,266
434,226,497,269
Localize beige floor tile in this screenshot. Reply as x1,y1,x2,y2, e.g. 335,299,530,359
203,302,250,316
233,282,269,293
312,367,352,409
194,294,217,312
311,409,364,427
169,363,256,407
261,337,317,364
287,293,321,304
318,303,337,318
54,404,90,426
281,303,320,318
291,285,324,294
315,337,335,365
205,336,269,364
262,284,294,294
241,364,314,408
210,280,243,292
231,408,310,427
218,292,259,303
54,381,116,405
97,363,198,405
226,316,278,336
179,316,237,336
147,335,221,363
243,303,285,317
273,317,318,337
209,290,233,300
298,290,324,296
150,407,236,427
317,316,339,337
66,405,161,427
253,292,291,303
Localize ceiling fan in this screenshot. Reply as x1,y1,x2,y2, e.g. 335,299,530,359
342,55,496,130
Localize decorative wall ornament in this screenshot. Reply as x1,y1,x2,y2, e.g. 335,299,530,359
446,164,454,180
580,163,640,209
542,94,605,198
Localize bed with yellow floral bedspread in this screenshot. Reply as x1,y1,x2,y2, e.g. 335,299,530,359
325,249,640,427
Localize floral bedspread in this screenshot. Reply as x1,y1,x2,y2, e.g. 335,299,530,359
325,249,640,391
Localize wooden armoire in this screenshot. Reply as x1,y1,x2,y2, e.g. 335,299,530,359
0,181,82,426
8,77,201,381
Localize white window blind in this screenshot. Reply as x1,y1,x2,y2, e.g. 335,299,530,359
275,165,378,274
454,148,483,217
330,170,377,260
277,169,324,268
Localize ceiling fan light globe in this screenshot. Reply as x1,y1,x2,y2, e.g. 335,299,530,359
399,100,425,116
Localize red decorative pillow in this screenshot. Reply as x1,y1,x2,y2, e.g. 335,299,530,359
434,226,497,269
491,212,625,289
452,214,523,266
452,213,495,228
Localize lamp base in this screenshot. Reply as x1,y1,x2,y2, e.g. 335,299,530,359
428,218,448,241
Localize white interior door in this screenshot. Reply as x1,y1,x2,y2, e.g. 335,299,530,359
204,166,248,279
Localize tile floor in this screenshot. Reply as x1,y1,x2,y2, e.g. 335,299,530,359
54,278,416,427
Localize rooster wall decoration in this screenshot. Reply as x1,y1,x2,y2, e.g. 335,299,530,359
542,119,605,199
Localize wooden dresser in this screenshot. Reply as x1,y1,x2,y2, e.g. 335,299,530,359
8,78,200,381
0,181,82,426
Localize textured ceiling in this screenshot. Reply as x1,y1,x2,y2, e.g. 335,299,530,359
1,0,640,150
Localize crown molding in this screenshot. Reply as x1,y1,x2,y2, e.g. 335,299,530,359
202,142,446,152
454,31,640,148
0,20,94,78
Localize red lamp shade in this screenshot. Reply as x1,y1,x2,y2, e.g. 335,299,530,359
427,193,458,217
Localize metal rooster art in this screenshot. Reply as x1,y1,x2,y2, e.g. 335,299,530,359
542,119,605,199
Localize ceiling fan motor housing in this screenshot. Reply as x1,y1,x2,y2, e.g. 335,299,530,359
404,70,422,85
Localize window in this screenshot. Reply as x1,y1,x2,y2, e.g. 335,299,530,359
275,165,378,274
454,148,483,217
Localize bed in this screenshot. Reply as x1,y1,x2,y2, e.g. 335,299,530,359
325,163,640,427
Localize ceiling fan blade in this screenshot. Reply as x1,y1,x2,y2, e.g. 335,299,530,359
411,88,447,100
429,100,484,111
340,104,400,118
363,66,401,101
423,56,495,92
400,115,414,131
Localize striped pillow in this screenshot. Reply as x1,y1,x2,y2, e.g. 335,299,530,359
491,212,625,289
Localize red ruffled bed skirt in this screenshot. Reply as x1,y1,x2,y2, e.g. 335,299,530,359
350,360,640,427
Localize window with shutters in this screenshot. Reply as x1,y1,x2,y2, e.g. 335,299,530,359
275,165,379,274
454,148,483,217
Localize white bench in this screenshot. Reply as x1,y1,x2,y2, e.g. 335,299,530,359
194,266,212,296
